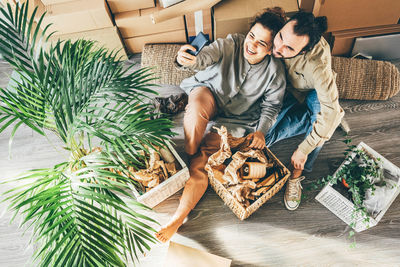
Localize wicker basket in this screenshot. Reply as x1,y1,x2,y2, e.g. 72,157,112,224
208,146,290,220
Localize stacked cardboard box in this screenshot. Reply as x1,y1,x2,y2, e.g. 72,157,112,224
311,0,400,56
185,9,213,42
213,0,299,40
37,0,128,59
107,0,154,14
331,25,400,57
115,1,186,54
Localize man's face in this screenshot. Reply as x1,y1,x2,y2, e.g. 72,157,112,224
243,23,273,64
272,20,309,58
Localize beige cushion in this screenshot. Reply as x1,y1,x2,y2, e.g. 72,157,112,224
332,56,400,100
141,44,194,85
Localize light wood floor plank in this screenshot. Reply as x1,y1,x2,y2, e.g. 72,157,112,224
1,58,400,267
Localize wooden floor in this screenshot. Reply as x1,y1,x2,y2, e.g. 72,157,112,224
1,56,400,267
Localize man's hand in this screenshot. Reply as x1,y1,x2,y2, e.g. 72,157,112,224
248,131,265,150
291,148,308,170
177,44,197,67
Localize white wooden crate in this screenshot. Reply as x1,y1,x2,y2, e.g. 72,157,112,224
316,142,400,232
131,142,189,208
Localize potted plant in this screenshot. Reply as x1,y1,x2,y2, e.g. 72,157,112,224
316,137,386,231
0,2,174,266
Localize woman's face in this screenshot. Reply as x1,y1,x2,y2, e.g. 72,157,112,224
243,23,273,64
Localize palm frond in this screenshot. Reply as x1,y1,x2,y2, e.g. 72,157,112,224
0,2,177,266
2,152,158,266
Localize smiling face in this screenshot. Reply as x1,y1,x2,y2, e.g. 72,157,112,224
272,20,310,58
243,23,273,64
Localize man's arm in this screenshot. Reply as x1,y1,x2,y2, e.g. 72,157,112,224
297,64,345,156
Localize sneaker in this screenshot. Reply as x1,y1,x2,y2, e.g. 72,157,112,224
339,118,351,134
284,176,306,211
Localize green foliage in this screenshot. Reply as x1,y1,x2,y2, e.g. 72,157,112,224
313,135,384,245
0,2,175,266
320,136,382,214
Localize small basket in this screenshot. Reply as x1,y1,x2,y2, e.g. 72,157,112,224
208,146,290,220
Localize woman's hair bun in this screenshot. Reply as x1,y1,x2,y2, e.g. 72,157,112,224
264,7,287,22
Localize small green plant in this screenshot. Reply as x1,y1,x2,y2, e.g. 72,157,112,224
323,137,383,215
313,136,384,244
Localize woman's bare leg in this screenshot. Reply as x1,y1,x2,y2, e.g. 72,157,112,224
156,133,221,242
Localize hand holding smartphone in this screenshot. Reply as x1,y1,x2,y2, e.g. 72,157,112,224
187,32,209,56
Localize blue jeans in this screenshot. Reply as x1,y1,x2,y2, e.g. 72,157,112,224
265,90,322,172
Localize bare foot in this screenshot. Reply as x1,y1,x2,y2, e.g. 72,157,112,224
155,219,183,243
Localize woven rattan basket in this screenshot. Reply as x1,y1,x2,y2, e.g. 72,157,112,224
208,146,290,220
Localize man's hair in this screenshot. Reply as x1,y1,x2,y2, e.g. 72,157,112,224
250,7,286,36
288,11,327,52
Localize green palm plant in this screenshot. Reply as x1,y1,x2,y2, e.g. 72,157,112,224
0,2,175,266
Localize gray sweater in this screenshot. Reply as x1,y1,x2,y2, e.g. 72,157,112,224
180,33,286,137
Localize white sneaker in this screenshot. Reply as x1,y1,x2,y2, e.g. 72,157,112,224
284,176,305,211
340,118,351,134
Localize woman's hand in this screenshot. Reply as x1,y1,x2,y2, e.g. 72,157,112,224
177,44,197,67
248,131,266,150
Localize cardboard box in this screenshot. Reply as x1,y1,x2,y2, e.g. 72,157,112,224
133,142,190,208
213,0,298,39
185,9,213,42
107,0,155,14
49,26,128,60
159,0,183,8
331,24,400,56
3,0,44,17
316,142,400,232
298,0,314,12
124,29,186,53
115,5,185,38
41,0,73,5
313,0,400,32
41,0,113,35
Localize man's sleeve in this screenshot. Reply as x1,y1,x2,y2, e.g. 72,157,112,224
297,64,345,155
257,63,286,135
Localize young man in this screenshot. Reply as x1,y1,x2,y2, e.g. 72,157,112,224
265,11,344,210
155,9,287,242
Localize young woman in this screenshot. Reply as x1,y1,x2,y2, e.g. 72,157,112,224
156,8,287,243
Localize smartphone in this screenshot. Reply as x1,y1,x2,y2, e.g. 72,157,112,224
187,32,209,56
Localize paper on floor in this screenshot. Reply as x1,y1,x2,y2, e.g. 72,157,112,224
164,242,231,267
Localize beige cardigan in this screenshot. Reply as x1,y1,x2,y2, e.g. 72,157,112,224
284,37,345,155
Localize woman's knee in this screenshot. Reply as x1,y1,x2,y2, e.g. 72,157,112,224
187,87,216,118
